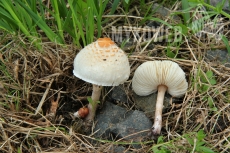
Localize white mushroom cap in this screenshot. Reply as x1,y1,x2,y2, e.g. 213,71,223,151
73,38,130,86
132,60,188,97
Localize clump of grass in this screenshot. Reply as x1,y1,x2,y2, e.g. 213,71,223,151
0,0,117,48
151,130,216,153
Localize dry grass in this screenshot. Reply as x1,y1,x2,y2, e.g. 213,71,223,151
1,2,230,153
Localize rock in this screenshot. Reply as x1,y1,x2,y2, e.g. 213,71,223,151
109,145,132,153
151,4,181,22
206,0,229,12
133,92,172,118
111,85,128,103
95,102,152,143
205,49,230,67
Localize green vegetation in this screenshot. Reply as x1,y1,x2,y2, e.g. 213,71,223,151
151,130,216,153
0,0,117,48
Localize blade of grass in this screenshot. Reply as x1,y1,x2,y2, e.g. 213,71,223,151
62,9,76,38
51,0,64,40
0,20,14,32
68,0,86,46
86,3,94,44
221,35,230,54
26,0,37,13
98,0,110,38
38,0,46,21
0,1,31,37
16,0,64,44
102,0,120,24
194,0,230,18
91,0,109,38
0,0,41,48
0,8,17,33
182,0,190,25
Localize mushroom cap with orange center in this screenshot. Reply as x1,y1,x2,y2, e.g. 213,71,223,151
73,38,130,86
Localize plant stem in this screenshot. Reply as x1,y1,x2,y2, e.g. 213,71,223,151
85,84,102,121
201,2,230,19
152,85,167,136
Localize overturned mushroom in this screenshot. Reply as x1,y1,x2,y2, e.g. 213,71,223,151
132,60,188,136
73,38,130,125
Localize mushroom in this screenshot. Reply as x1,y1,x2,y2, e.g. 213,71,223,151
73,38,130,124
74,106,89,118
132,60,188,136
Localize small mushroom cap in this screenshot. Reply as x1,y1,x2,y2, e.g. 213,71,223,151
132,60,188,97
73,38,130,86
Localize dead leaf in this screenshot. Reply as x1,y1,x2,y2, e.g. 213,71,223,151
13,59,20,80
49,92,61,115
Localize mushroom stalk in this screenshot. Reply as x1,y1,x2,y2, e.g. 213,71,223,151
152,85,167,135
85,84,102,121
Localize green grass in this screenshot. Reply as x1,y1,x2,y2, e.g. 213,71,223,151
0,0,115,48
151,130,216,153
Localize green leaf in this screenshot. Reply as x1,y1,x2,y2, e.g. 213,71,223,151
120,38,130,49
124,0,129,4
206,70,213,78
221,35,230,54
215,0,225,13
152,148,160,152
208,96,214,108
176,23,188,35
196,140,206,147
157,136,164,144
209,79,216,85
182,0,190,25
17,147,22,153
184,134,194,145
198,146,215,153
87,97,93,104
87,97,100,109
200,73,207,83
211,107,218,111
166,47,176,58
152,147,171,153
203,84,210,91
197,130,206,141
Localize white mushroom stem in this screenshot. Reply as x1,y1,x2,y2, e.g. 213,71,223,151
84,84,102,121
152,85,167,135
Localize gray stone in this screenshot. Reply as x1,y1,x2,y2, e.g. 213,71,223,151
133,92,172,119
113,146,126,152
151,4,181,22
109,145,131,153
111,85,128,103
206,0,229,12
110,110,152,141
206,49,230,67
95,102,152,143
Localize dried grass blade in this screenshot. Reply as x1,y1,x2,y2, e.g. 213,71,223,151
35,78,54,115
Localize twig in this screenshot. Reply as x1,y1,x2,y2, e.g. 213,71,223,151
35,78,54,115
0,122,13,152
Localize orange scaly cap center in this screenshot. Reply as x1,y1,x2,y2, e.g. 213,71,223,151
97,38,115,47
